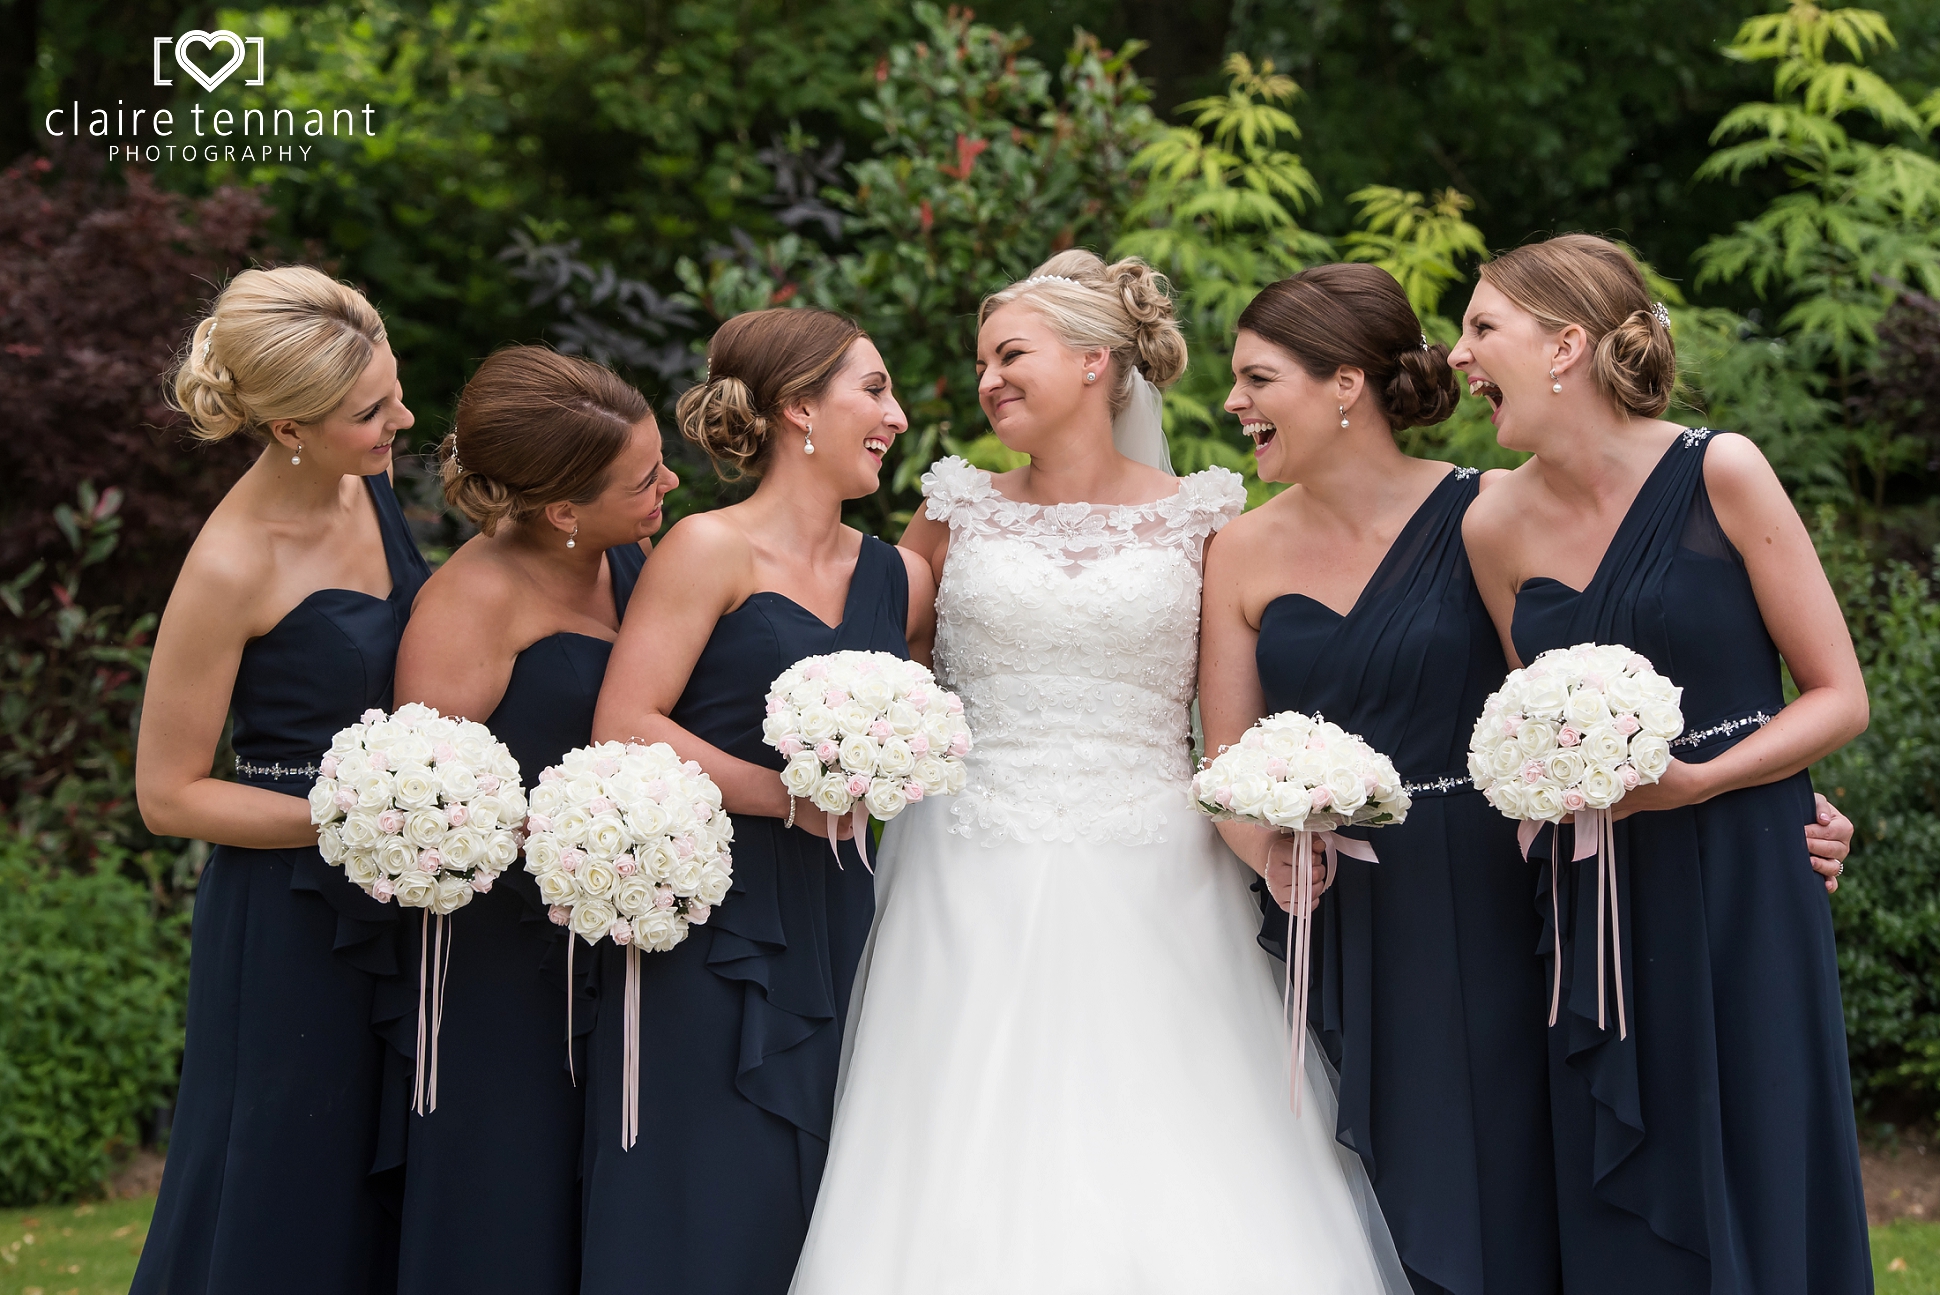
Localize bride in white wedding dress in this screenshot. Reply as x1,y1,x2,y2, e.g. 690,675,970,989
790,252,1407,1294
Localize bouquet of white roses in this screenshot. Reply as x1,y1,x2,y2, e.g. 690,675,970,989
761,650,970,869
1191,711,1409,1113
308,701,527,1112
1468,641,1685,1038
522,740,733,1149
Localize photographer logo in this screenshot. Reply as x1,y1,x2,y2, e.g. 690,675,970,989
153,30,265,92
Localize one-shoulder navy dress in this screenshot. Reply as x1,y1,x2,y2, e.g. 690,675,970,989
379,543,646,1295
1512,431,1870,1294
1253,468,1559,1295
579,535,909,1295
134,473,429,1295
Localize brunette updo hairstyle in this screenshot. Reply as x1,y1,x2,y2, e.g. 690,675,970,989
437,346,651,535
171,265,387,443
675,308,866,481
978,249,1188,416
1236,264,1458,430
1477,233,1676,418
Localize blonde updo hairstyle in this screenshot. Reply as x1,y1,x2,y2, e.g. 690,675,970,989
977,250,1188,416
676,308,866,481
1477,233,1676,419
438,346,651,536
172,265,388,443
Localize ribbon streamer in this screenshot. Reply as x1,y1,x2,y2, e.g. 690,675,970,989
621,943,641,1149
1519,812,1629,1039
823,809,876,874
566,937,576,1085
412,911,452,1115
1281,830,1378,1116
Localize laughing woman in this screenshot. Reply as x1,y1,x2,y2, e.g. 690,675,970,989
581,308,935,1295
133,267,427,1295
382,347,677,1295
1456,234,1871,1294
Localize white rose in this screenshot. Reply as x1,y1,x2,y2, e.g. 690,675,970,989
782,754,824,798
430,874,473,915
1580,764,1622,809
1581,725,1627,765
392,870,436,908
339,811,382,851
466,794,505,831
1639,702,1683,740
886,701,923,736
853,674,896,712
1605,673,1648,712
668,857,705,895
1566,688,1611,728
761,710,799,746
585,813,629,860
1489,780,1528,818
579,858,619,901
944,762,966,795
441,827,486,870
570,899,618,942
403,809,447,850
525,833,563,872
435,763,479,802
837,735,879,775
811,772,854,815
1629,735,1672,781
1224,772,1273,819
391,767,437,811
529,782,568,818
910,756,950,795
1522,677,1568,718
696,865,732,906
614,875,657,918
1545,750,1587,787
1637,673,1679,704
1291,748,1329,784
1524,782,1566,822
354,771,395,811
345,852,382,887
1515,720,1558,758
377,837,417,877
796,705,838,743
638,840,678,883
484,830,520,870
1322,767,1368,814
318,824,347,863
536,868,579,905
864,780,909,821
1467,750,1492,787
553,806,592,846
1262,782,1313,829
633,909,684,953
308,780,341,825
625,800,671,839
874,737,916,778
452,731,492,768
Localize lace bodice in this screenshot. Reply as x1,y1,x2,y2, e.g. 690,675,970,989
921,456,1246,846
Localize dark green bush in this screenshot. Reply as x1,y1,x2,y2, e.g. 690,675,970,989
0,833,189,1204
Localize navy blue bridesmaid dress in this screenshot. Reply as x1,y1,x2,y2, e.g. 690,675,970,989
1512,430,1870,1294
578,535,909,1295
1253,467,1560,1295
378,543,646,1295
133,473,430,1295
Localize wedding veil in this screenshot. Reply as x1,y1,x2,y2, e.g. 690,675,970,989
1112,369,1175,475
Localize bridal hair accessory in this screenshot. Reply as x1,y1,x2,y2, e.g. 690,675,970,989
1468,641,1685,1038
1193,712,1409,1115
761,651,971,873
309,703,528,1114
1420,332,1430,350
523,741,734,1148
1020,274,1081,288
1651,301,1672,329
201,320,217,360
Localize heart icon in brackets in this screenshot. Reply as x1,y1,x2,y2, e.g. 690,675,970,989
174,29,247,92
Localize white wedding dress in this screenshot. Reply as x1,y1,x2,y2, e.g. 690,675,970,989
789,458,1408,1294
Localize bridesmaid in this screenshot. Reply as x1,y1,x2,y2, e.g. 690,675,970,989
133,267,427,1295
1199,264,1560,1295
583,307,935,1293
1456,233,1871,1293
383,347,678,1295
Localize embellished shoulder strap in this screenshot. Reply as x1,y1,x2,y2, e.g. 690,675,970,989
920,455,1000,532
1156,466,1247,545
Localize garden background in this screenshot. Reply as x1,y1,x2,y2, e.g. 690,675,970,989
4,0,1940,1279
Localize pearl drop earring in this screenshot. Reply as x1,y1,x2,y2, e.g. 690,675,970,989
803,422,816,456
1084,372,1096,384
566,524,578,550
1550,368,1562,394
290,440,302,466
1338,404,1349,429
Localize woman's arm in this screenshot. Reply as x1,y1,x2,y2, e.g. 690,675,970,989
135,546,317,849
1460,470,1529,669
898,508,951,590
1614,435,1868,816
591,515,848,839
900,546,938,668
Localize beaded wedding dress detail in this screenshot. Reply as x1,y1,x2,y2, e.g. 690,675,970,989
922,456,1245,847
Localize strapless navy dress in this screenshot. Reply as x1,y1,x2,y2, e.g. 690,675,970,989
133,473,429,1295
378,544,646,1295
1512,431,1870,1294
1254,468,1559,1295
579,535,908,1295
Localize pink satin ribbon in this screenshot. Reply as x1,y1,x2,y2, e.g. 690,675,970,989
1282,830,1378,1117
824,809,874,874
621,944,641,1149
566,938,576,1085
1519,811,1628,1039
413,910,452,1115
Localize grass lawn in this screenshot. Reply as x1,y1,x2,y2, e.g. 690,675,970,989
0,1195,1935,1292
0,1198,152,1295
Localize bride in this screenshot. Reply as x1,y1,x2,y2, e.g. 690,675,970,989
790,251,1408,1293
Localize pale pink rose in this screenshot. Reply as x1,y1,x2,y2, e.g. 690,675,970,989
593,757,620,778
766,697,784,716
560,847,584,874
1581,673,1605,691
859,658,879,675
643,779,668,800
1265,757,1289,778
471,873,494,893
367,750,389,772
1306,735,1327,750
1563,789,1587,812
320,755,340,778
694,802,713,822
686,903,711,926
548,904,570,926
946,695,963,715
539,767,562,783
908,734,931,757
906,686,928,704
846,774,870,797
373,877,396,902
948,732,970,757
433,742,459,764
1502,716,1520,736
525,813,553,834
1627,653,1653,674
478,774,500,793
1619,765,1641,790
674,837,695,859
610,920,633,946
447,804,469,827
626,742,648,756
815,741,839,764
614,855,636,877
1558,727,1581,747
869,719,894,739
682,760,702,776
1213,788,1233,807
418,849,441,873
803,661,828,680
588,796,614,817
825,688,849,707
1522,761,1545,784
777,737,804,757
903,781,925,802
1614,714,1640,736
654,887,676,910
378,809,405,835
1362,772,1379,791
335,788,359,810
361,708,386,724
1527,664,1548,678
1309,786,1332,808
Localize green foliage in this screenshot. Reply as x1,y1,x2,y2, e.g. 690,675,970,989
0,835,188,1205
0,485,157,871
